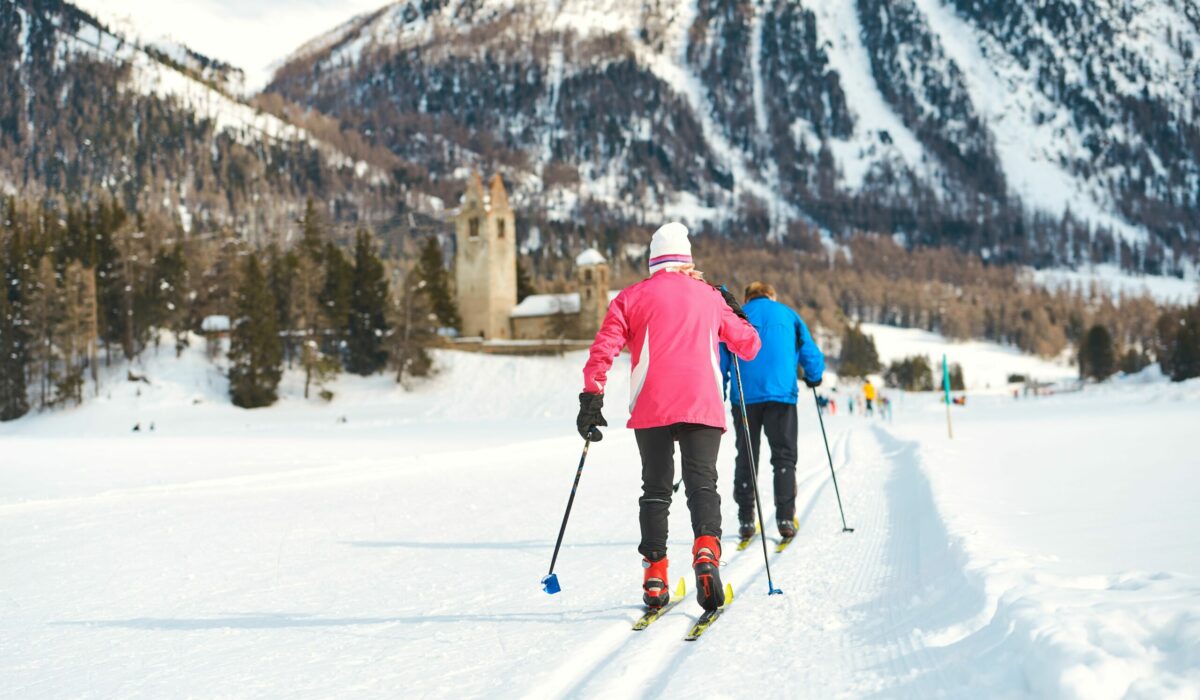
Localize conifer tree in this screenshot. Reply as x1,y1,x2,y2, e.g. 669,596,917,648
516,256,537,304
0,273,29,421
25,257,62,408
150,243,188,354
416,236,460,329
228,256,283,408
267,245,298,363
943,362,965,391
392,272,437,385
299,198,325,264
884,355,933,391
1168,304,1200,382
0,240,28,422
1079,324,1116,380
346,230,390,376
838,323,881,377
56,262,95,404
321,241,353,349
291,250,335,398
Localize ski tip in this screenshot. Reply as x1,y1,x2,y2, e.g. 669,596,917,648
674,577,687,598
541,573,561,595
724,583,734,604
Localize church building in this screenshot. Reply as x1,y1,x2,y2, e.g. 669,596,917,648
453,173,616,341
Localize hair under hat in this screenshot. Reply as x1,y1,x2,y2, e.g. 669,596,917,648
648,222,692,274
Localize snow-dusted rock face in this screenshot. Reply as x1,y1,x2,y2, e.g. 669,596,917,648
268,0,1200,273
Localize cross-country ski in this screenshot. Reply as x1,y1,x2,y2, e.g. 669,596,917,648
684,584,736,641
631,578,687,631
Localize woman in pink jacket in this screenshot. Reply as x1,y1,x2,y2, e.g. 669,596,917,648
577,222,761,612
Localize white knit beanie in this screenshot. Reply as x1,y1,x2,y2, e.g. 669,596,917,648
648,222,692,274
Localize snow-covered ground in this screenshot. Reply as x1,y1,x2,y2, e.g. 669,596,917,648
860,322,1077,392
2,342,1198,698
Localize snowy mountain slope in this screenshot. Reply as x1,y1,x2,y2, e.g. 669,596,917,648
1029,264,1200,305
2,344,1197,697
267,0,1200,271
0,0,391,237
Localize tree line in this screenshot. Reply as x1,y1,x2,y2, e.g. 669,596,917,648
0,197,461,421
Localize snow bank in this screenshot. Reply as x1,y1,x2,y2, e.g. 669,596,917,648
0,337,631,443
880,385,1200,697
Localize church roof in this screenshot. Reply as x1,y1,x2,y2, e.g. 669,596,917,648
511,293,579,318
200,315,230,332
575,248,606,266
511,291,620,319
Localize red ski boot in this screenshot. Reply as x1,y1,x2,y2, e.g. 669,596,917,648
642,555,670,609
692,536,725,611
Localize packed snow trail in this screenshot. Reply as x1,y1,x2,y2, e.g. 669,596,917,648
2,348,1198,698
0,413,969,697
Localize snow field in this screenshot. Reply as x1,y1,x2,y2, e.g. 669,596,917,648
860,322,1077,392
2,341,1198,698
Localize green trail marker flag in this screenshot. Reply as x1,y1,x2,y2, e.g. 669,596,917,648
943,354,954,439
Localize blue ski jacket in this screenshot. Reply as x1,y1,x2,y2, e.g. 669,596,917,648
721,297,824,405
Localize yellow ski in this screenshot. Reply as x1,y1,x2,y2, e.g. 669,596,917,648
735,523,760,551
632,578,687,631
683,583,735,641
775,518,799,553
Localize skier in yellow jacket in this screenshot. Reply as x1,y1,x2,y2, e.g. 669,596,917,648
863,380,877,416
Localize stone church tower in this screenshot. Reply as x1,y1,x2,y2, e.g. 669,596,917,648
455,173,516,339
575,249,609,339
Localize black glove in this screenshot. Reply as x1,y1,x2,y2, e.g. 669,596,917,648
804,377,823,389
577,392,607,441
713,284,749,322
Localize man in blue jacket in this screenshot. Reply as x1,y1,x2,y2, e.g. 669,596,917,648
720,282,825,540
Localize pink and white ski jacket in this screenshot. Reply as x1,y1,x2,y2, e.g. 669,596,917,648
582,271,761,431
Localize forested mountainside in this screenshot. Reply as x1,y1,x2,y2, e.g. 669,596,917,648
0,0,419,242
268,0,1200,274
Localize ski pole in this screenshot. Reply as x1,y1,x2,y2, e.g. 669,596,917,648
733,356,783,596
541,434,593,594
813,387,854,532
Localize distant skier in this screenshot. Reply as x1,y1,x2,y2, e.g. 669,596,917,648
719,282,825,541
577,222,761,612
863,380,876,416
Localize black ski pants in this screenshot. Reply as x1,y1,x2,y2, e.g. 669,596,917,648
732,401,798,523
634,423,723,560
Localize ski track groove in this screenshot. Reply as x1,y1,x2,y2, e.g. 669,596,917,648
554,426,860,698
542,419,981,698
526,432,847,699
